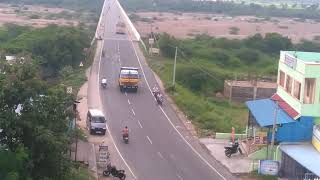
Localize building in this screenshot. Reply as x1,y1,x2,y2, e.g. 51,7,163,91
245,51,320,179
224,80,277,102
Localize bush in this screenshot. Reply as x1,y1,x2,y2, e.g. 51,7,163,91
29,14,40,19
229,26,240,35
236,48,260,64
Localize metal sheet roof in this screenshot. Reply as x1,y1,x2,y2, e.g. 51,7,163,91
246,99,295,127
271,94,300,119
280,143,320,177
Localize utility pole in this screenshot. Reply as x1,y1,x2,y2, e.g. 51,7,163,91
73,100,80,162
172,46,178,88
269,100,278,160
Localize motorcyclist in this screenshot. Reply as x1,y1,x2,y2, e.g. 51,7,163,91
152,85,159,97
101,77,107,86
122,126,129,138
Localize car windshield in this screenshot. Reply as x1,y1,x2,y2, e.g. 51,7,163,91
92,116,105,123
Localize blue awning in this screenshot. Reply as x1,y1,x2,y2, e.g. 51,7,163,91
280,143,320,177
246,99,295,127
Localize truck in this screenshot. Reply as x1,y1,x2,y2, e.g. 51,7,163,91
118,67,140,92
116,21,126,34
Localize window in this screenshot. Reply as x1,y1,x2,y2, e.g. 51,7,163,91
92,116,106,123
285,75,293,94
304,78,316,104
279,71,285,87
293,80,301,100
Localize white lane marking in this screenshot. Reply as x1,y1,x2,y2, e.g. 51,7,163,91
177,174,183,180
157,152,164,160
146,136,153,145
125,92,128,96
127,99,131,105
138,120,143,128
98,40,137,180
129,40,226,180
131,109,135,116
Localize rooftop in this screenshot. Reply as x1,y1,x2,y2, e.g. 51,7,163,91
88,109,104,117
246,98,295,127
226,80,277,89
280,142,320,177
285,51,320,63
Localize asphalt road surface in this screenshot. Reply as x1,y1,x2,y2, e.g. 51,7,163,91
98,1,236,180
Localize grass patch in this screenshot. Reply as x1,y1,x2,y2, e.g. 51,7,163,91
69,163,95,180
146,55,248,134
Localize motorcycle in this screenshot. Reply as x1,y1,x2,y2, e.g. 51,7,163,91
101,79,107,89
123,133,129,144
156,94,163,106
103,164,126,180
224,141,243,158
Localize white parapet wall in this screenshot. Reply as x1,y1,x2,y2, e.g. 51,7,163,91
116,0,141,41
95,0,107,40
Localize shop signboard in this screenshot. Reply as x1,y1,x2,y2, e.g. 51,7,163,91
99,144,110,167
258,160,280,176
284,54,297,69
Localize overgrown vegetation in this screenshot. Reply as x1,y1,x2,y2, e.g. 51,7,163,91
0,24,92,179
120,0,320,20
146,33,320,134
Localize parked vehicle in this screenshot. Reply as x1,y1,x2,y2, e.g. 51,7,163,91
224,141,242,158
87,109,107,135
103,164,126,180
118,67,140,92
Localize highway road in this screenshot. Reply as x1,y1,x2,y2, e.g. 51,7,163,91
97,1,236,180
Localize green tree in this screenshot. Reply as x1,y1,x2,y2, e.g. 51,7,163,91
0,62,73,179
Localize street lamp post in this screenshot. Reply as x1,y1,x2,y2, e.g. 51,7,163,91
172,46,178,88
73,100,80,162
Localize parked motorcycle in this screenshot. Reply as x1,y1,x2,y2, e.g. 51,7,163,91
224,141,243,158
103,164,126,180
123,133,129,144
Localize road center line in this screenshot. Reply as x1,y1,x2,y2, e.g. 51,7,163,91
146,136,153,144
177,174,184,180
131,109,135,116
130,39,226,180
127,99,131,105
138,120,143,128
157,152,164,160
